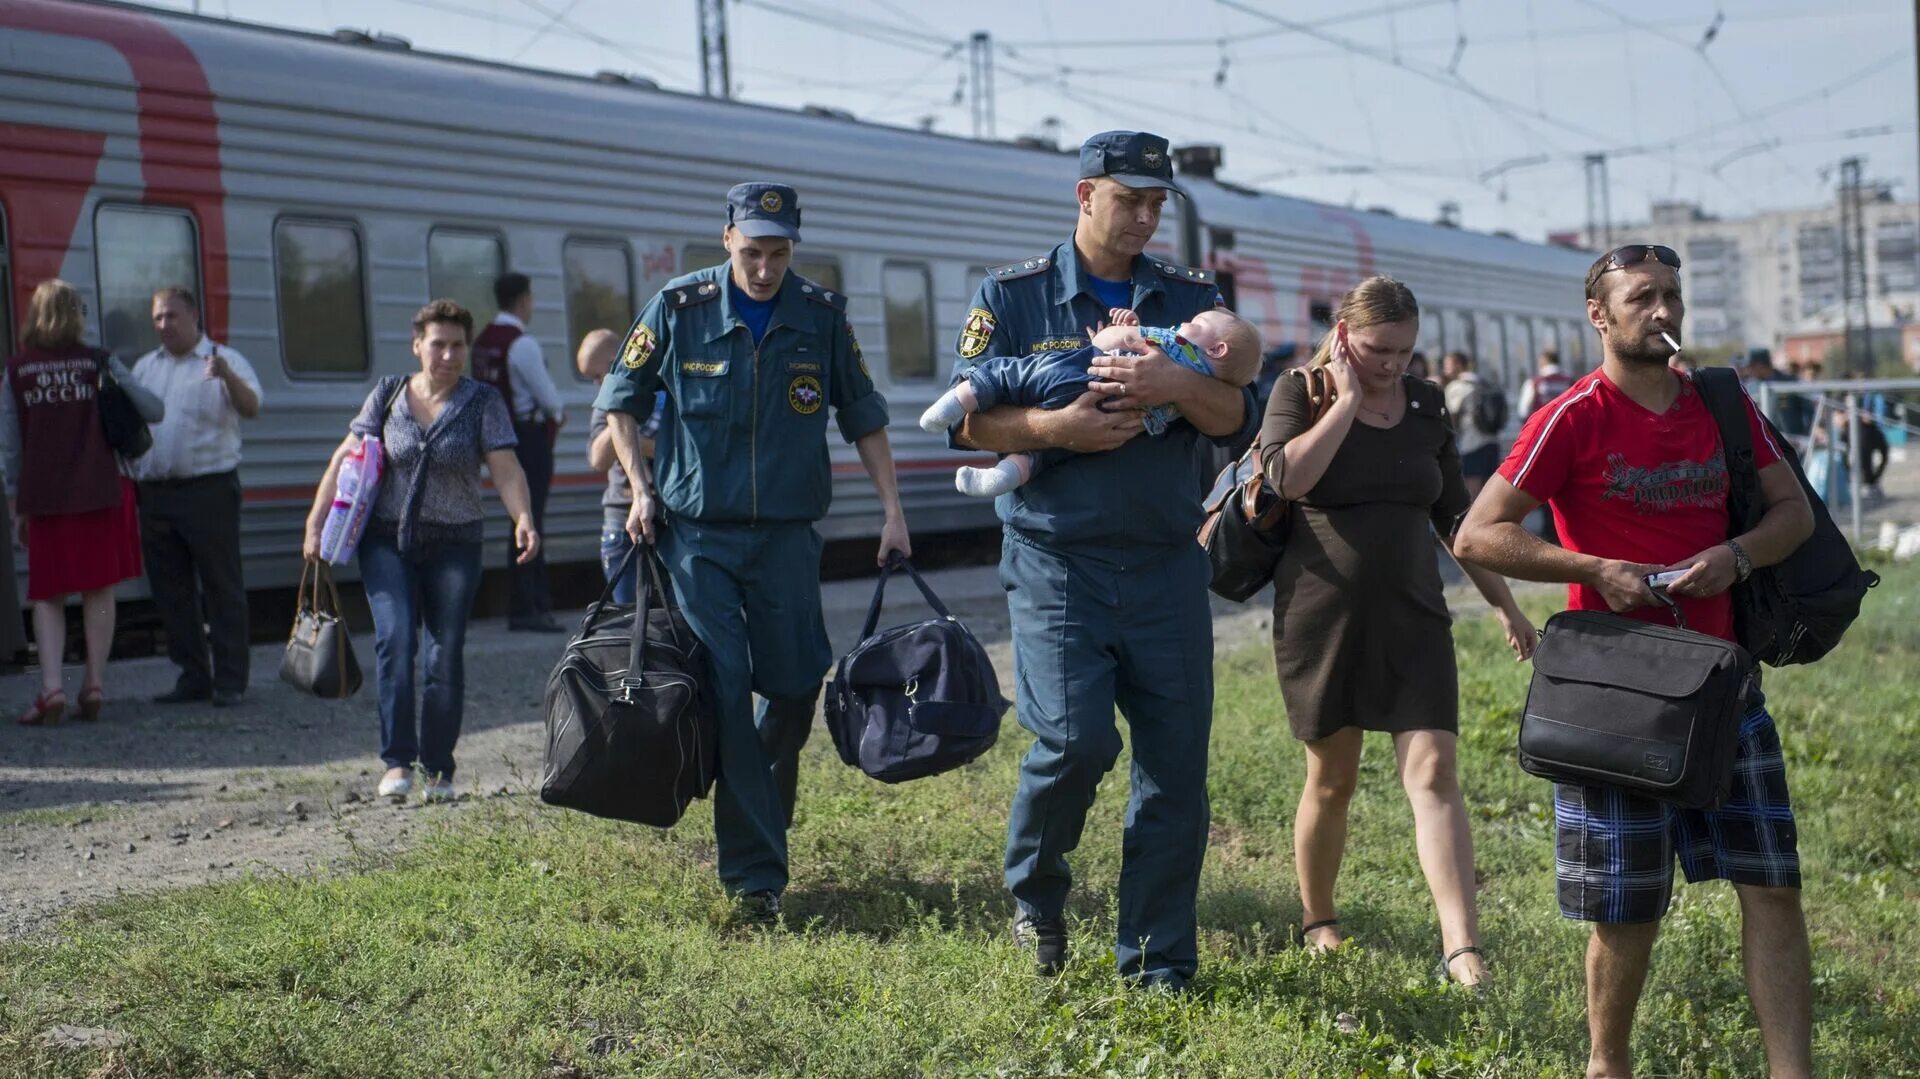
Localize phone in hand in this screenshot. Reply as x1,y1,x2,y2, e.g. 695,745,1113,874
1645,569,1689,592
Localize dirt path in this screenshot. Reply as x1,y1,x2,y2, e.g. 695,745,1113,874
1,562,1516,940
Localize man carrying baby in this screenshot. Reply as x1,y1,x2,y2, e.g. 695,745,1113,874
947,129,1259,991
923,305,1262,494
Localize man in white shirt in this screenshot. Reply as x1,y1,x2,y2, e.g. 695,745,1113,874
132,287,263,706
471,272,566,631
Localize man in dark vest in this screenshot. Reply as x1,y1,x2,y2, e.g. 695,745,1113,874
473,272,566,632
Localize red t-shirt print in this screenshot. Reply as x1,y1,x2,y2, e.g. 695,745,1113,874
1496,369,1781,642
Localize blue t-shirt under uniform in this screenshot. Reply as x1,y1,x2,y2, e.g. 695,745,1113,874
729,280,777,345
1087,273,1133,312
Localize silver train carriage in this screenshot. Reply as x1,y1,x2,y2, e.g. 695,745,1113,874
0,0,1597,605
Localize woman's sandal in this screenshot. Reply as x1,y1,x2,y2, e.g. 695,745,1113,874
1439,945,1488,989
17,689,67,727
76,686,104,722
1294,918,1345,953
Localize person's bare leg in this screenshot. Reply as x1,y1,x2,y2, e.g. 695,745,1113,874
1393,730,1485,984
31,599,66,696
1587,920,1660,1078
79,588,115,694
1295,726,1363,952
1734,884,1813,1078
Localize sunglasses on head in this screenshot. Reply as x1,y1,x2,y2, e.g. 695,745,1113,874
1598,244,1682,275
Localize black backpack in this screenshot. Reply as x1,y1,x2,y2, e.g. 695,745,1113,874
825,555,1009,783
540,544,718,825
1694,367,1879,666
1471,382,1509,435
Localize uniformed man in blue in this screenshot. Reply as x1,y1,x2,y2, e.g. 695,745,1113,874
598,182,911,921
953,131,1257,989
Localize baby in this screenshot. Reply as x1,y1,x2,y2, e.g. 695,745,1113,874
921,306,1262,496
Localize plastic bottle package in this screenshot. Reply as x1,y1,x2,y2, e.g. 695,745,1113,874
319,435,384,564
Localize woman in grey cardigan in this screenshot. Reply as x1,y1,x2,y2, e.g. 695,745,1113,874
304,299,538,803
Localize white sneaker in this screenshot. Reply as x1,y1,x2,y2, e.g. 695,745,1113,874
421,777,456,804
377,772,412,800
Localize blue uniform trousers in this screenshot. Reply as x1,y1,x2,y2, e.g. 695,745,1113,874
658,518,832,896
1000,531,1215,986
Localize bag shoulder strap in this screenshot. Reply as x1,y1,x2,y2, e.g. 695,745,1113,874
1693,368,1765,533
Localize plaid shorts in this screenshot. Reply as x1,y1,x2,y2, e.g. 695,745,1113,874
1554,701,1800,923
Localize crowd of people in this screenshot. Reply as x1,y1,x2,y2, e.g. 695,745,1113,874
3,126,1826,1077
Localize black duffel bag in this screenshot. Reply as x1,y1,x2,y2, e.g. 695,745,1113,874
1518,606,1755,809
540,543,717,826
825,555,1009,783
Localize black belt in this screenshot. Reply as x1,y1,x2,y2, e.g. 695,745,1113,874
138,470,237,488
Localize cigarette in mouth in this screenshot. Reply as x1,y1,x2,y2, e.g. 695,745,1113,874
1660,331,1681,354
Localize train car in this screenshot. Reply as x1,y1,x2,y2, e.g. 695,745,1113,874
0,0,1595,608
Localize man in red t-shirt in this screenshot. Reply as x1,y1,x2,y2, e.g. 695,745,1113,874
1456,244,1816,1079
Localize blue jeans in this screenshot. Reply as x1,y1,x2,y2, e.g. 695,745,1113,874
599,517,637,605
358,532,484,779
1001,533,1216,988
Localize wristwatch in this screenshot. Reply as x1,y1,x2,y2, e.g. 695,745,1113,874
1725,539,1752,582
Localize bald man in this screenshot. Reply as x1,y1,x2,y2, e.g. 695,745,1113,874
581,329,660,603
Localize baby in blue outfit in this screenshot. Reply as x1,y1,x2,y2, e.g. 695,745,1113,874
922,306,1261,496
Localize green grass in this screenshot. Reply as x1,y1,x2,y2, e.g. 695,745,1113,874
0,804,127,830
3,568,1918,1077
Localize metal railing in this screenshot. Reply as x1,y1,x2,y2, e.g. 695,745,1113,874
1753,377,1920,544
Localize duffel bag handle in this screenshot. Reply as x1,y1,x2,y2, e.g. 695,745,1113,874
859,552,954,639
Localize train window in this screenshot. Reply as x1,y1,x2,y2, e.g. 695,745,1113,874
274,219,370,377
883,261,935,382
1535,317,1560,366
0,208,11,352
1505,314,1532,390
95,204,200,358
1473,312,1503,384
563,238,634,378
681,244,843,295
427,229,504,322
1416,305,1443,360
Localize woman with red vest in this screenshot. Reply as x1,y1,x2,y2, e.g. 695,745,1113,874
1,279,165,725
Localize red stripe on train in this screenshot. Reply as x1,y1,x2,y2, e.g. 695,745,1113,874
239,457,997,504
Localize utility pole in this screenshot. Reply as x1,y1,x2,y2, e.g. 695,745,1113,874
698,0,731,99
1838,156,1872,375
968,31,995,139
1583,153,1612,249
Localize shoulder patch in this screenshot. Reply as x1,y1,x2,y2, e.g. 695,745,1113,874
989,256,1052,282
667,279,722,310
797,279,848,312
1149,259,1216,285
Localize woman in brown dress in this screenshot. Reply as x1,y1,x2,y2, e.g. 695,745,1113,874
1261,276,1536,987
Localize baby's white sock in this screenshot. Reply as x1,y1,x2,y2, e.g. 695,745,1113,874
919,387,970,433
955,458,1027,497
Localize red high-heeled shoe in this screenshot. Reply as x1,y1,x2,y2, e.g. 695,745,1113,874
17,689,66,726
76,686,104,721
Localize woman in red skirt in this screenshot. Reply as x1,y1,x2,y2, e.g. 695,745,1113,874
2,279,164,724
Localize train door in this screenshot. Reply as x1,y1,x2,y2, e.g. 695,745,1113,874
0,207,12,352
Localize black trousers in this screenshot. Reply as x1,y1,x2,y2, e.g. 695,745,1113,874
509,420,554,623
139,471,250,694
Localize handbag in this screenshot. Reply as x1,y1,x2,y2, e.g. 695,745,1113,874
539,543,718,826
825,554,1009,783
93,352,153,459
1518,603,1755,809
279,561,364,699
1196,366,1334,601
